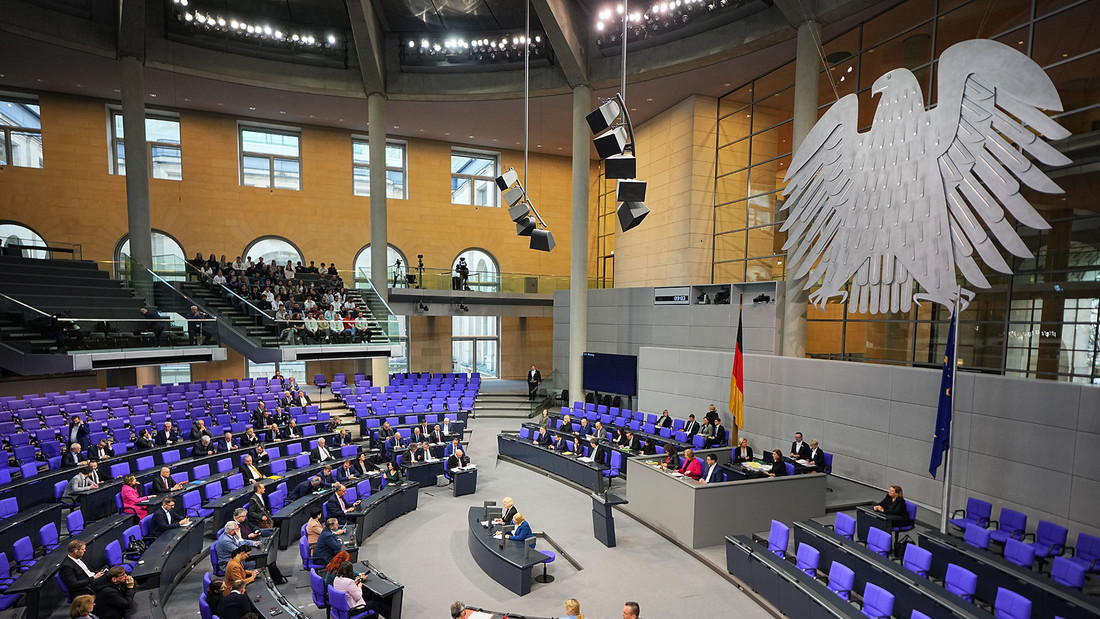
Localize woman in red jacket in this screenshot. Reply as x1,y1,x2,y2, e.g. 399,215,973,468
678,448,702,480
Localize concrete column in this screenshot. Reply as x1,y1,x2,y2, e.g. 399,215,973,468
368,93,389,303
371,357,390,388
120,56,153,303
569,85,591,403
781,20,820,358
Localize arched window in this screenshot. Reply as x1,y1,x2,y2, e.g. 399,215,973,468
0,222,47,259
354,244,408,287
116,230,186,277
244,237,303,268
452,248,500,292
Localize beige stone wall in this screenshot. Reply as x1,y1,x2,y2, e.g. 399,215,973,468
613,95,717,287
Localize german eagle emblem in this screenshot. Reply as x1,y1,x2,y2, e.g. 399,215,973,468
780,39,1071,313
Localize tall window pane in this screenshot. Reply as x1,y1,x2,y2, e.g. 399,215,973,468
0,99,43,168
352,139,407,199
451,150,498,206
110,111,181,180
239,126,301,190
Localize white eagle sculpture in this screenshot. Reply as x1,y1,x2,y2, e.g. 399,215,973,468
780,39,1071,314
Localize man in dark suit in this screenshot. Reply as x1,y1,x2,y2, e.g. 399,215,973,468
429,424,445,444
246,482,272,529
250,403,270,430
317,465,337,487
699,454,722,484
576,418,593,437
706,421,727,448
378,421,396,440
59,540,107,597
790,432,811,460
683,414,701,437
253,444,271,464
535,427,552,447
189,419,212,442
156,421,180,446
281,419,302,439
148,496,190,537
312,518,343,566
217,431,238,454
325,483,361,518
588,439,607,465
62,443,88,467
67,415,89,450
807,439,826,473
90,566,135,619
656,410,673,428
625,431,642,451
89,439,114,461
279,390,296,409
550,433,567,452
238,454,265,483
310,437,334,463
592,421,608,441
215,579,261,619
527,365,541,400
190,435,216,458
409,427,425,447
386,432,407,461
446,448,469,480
239,427,261,447
288,476,323,501
334,460,357,483
151,466,184,495
332,429,350,448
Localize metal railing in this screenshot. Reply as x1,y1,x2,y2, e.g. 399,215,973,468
359,264,592,294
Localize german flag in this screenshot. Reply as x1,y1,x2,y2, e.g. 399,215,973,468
729,308,744,429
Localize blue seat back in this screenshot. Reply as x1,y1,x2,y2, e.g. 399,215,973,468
861,582,895,618
964,523,991,550
902,543,932,578
1050,556,1086,590
993,587,1031,619
835,512,856,540
827,562,854,601
1033,520,1068,556
794,543,820,577
944,563,977,602
1003,538,1035,568
867,527,891,557
767,520,790,557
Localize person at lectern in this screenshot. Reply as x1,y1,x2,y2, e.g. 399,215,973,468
493,497,518,527
677,448,702,480
535,427,552,447
733,437,754,463
767,450,787,477
507,513,534,547
873,485,912,527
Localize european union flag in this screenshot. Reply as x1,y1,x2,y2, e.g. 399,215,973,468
929,311,957,479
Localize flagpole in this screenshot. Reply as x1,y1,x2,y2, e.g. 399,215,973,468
939,286,961,533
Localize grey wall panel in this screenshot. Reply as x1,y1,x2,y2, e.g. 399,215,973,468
967,415,1074,464
823,391,892,433
965,452,1072,516
826,363,895,401
889,401,936,440
1069,477,1100,531
890,368,943,405
971,374,1080,429
1072,431,1100,482
1078,387,1100,434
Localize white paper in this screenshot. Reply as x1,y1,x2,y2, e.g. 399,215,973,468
467,612,495,619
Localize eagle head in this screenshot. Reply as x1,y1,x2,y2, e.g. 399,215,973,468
871,68,920,98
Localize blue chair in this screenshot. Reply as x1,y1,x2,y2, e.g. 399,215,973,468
38,522,62,552
784,462,795,476
965,523,992,550
866,527,892,558
603,451,623,479
54,572,71,603
199,593,212,619
860,582,895,618
902,543,932,578
210,544,225,577
66,510,85,536
1050,556,1086,590
993,587,1031,619
794,543,820,577
299,536,326,571
1026,520,1067,561
327,584,374,619
104,540,134,573
989,508,1027,546
826,561,854,601
832,512,856,540
892,500,918,546
534,548,555,584
1003,538,1036,569
203,571,212,591
310,569,328,610
944,563,977,602
12,537,35,572
950,497,991,532
1066,532,1100,575
767,520,790,557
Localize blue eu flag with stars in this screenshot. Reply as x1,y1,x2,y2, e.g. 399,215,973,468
929,311,957,479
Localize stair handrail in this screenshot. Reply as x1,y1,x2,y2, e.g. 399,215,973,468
0,291,53,318
354,267,398,317
120,253,216,315
177,259,275,321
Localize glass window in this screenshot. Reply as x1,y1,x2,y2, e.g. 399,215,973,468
248,361,306,383
390,316,409,373
110,111,181,180
239,126,301,190
0,222,47,259
117,230,187,277
352,139,407,199
160,364,192,385
354,244,408,286
452,248,500,292
451,150,499,206
0,98,43,168
452,316,499,377
244,237,302,266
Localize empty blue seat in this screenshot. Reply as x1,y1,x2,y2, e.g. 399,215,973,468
989,508,1027,546
794,543,820,577
767,520,790,557
902,543,932,578
1027,520,1067,560
1003,538,1035,569
1050,556,1086,590
860,582,894,618
944,563,977,602
950,497,991,532
993,587,1031,619
866,527,892,558
833,512,856,540
964,523,992,550
826,561,854,601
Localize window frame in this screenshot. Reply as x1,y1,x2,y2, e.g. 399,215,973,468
0,94,43,168
351,137,408,199
108,107,182,180
450,148,500,207
237,122,302,191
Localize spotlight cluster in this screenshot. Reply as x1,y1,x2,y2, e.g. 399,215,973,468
401,33,549,66
587,95,649,232
169,0,342,51
594,0,738,49
495,168,555,252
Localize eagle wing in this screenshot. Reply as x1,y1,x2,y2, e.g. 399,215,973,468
930,39,1071,292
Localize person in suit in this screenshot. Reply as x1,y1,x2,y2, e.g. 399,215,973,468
89,439,114,461
217,431,237,453
313,518,344,566
62,443,88,467
683,414,701,437
429,424,445,444
382,460,402,485
62,466,97,499
385,432,408,462
447,448,470,474
707,420,727,448
549,433,567,452
239,427,260,447
656,410,673,428
326,483,361,517
527,365,541,400
289,476,323,501
677,448,702,480
378,421,396,440
253,443,270,464
59,540,107,597
661,446,681,471
699,453,721,484
625,431,642,451
873,484,912,526
246,483,273,529
189,419,212,442
506,513,535,547
279,390,296,409
352,452,375,476
90,566,135,619
444,437,462,457
310,437,335,463
699,418,716,443
733,437,754,463
225,545,256,585
119,474,147,518
317,465,337,487
331,429,350,448
592,421,608,441
232,508,262,541
807,439,826,473
250,403,270,430
275,406,293,427
442,417,457,437
281,419,302,439
214,579,261,619
148,496,190,537
151,466,184,494
191,435,217,458
768,450,788,477
295,389,312,406
576,418,593,437
408,427,426,449
67,415,89,450
334,459,357,482
238,454,264,482
134,428,155,450
156,421,180,446
790,432,811,460
493,497,517,527
214,522,248,571
588,439,607,465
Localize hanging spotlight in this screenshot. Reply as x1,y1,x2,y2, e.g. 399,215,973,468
617,201,650,231
495,166,555,252
530,229,556,252
588,93,650,232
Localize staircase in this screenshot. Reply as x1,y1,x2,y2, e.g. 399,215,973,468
473,392,537,419
179,280,280,347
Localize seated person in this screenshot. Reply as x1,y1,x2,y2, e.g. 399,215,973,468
706,420,727,448
189,419,212,441
732,437,754,463
253,443,271,464
683,414,701,437
305,509,325,549
549,433,568,453
290,476,324,501
506,513,535,548
677,448,702,480
325,483,362,517
383,460,402,485
333,562,378,615
59,540,107,597
148,496,190,537
335,459,358,482
492,497,517,527
239,427,261,447
310,437,335,463
534,427,552,447
90,566,135,619
655,409,673,428
699,454,721,484
767,450,787,477
446,448,470,478
587,439,607,465
313,518,345,566
624,431,642,451
317,464,338,487
873,485,912,526
151,466,185,494
807,439,826,473
190,435,216,458
213,579,261,619
225,545,256,584
246,483,273,530
661,446,681,471
238,454,265,482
